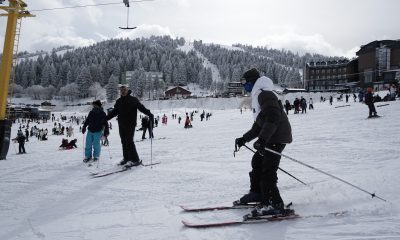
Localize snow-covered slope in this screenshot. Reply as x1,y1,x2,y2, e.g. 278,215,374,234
178,41,223,83
1,97,399,240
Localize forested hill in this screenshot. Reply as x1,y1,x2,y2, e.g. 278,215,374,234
193,41,342,88
12,35,340,101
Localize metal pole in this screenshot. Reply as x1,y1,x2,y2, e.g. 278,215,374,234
263,146,387,202
238,144,308,186
150,119,153,168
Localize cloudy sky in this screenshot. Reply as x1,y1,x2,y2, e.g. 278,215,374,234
0,0,399,58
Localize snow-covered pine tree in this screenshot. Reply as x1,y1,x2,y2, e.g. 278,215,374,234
76,67,92,98
106,74,119,102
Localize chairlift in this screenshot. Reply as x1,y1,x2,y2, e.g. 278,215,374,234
119,0,137,30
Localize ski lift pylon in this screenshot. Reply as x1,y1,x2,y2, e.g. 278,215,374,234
120,0,137,30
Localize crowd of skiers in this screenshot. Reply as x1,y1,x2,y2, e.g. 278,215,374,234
284,97,314,115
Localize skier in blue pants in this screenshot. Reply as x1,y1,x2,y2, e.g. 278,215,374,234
82,100,109,163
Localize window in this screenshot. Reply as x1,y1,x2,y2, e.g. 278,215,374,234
364,69,373,83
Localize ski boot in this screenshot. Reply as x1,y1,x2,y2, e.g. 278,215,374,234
123,160,142,169
83,157,92,163
233,191,261,206
243,203,294,220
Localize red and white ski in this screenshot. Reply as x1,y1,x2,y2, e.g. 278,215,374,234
180,203,257,212
182,213,300,228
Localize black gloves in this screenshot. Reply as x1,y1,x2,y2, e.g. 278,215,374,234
103,128,109,137
235,137,246,148
82,126,86,134
253,138,266,152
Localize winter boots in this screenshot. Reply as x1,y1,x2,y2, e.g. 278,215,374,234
119,159,142,168
250,203,285,217
233,191,261,205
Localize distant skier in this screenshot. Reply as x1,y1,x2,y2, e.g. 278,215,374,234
184,114,192,128
14,130,26,154
105,84,153,168
284,100,291,115
309,98,314,110
82,100,109,162
234,68,292,217
141,116,149,140
300,97,307,114
364,87,378,118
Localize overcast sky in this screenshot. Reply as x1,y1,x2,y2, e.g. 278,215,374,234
0,0,399,58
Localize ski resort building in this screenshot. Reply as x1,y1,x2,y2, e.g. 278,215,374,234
304,39,400,92
227,82,244,96
164,86,191,99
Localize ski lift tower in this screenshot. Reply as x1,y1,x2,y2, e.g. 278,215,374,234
0,0,34,160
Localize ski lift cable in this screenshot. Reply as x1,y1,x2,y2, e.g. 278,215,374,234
29,0,155,12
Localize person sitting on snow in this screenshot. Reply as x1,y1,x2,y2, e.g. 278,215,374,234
59,139,69,149
67,139,78,149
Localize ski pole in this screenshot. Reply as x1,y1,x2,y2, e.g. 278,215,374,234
82,133,85,160
262,146,387,202
12,141,17,154
237,143,308,186
150,119,153,168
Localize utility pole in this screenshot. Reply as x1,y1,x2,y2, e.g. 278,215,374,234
0,0,34,160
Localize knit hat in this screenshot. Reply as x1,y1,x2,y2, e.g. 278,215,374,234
92,100,102,107
241,68,260,83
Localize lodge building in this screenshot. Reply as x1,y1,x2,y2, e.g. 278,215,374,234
304,40,400,92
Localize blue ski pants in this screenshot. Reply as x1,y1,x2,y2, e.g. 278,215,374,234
85,130,103,159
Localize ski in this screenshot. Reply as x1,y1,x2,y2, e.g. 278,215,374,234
181,202,292,212
180,203,258,212
181,210,347,228
182,213,300,228
376,103,390,108
335,104,351,108
90,162,160,178
136,137,167,142
366,115,382,119
91,166,134,178
142,162,161,167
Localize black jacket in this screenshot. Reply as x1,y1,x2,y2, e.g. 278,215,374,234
243,91,292,144
106,91,152,127
364,92,374,104
83,106,109,134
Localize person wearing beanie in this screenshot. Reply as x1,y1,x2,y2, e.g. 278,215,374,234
82,100,109,163
234,68,293,217
105,85,154,168
364,87,378,118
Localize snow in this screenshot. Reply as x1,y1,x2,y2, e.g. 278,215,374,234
178,41,223,84
1,96,400,240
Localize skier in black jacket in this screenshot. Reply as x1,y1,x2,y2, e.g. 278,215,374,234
234,68,293,217
365,87,378,118
105,85,154,167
